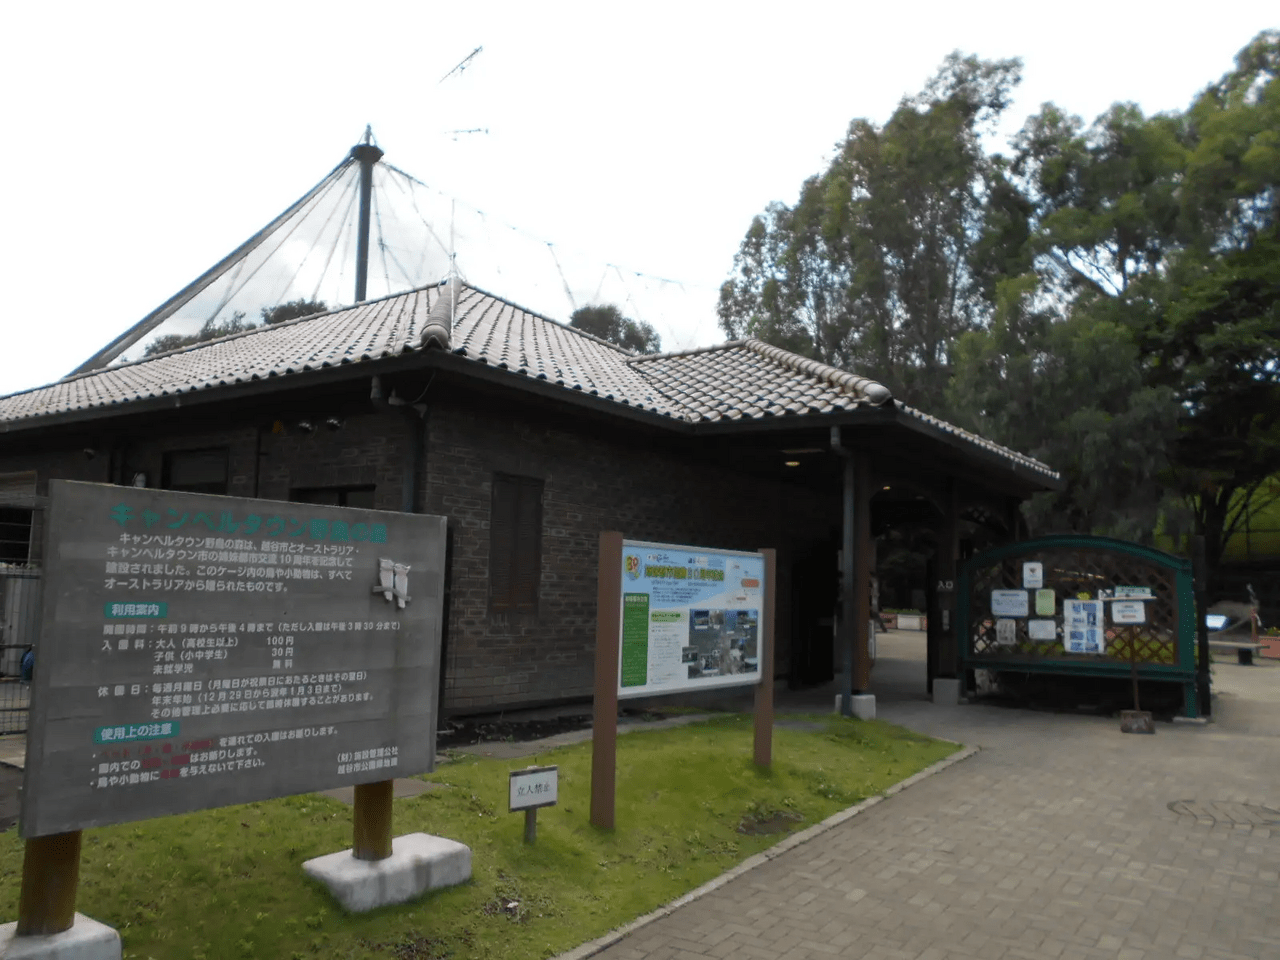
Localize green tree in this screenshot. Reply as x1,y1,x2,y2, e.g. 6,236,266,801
569,304,661,354
1141,231,1280,569
948,276,1180,541
260,298,328,325
143,311,256,357
1006,30,1280,571
719,53,1023,411
141,299,329,357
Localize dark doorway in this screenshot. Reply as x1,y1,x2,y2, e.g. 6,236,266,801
789,543,837,687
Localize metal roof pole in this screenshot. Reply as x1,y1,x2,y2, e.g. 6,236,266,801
352,131,384,303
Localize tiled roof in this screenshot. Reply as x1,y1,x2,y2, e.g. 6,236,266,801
0,282,1057,479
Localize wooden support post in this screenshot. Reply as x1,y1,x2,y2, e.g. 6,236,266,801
754,548,777,768
839,452,855,714
591,531,623,830
17,831,81,936
852,455,872,692
352,780,394,861
938,480,960,678
524,808,537,844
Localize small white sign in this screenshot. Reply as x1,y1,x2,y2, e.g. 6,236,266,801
1022,562,1044,589
995,618,1018,646
1114,585,1153,599
509,766,558,811
1111,600,1146,625
1028,619,1057,641
991,590,1029,617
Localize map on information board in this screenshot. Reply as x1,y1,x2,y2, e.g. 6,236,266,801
21,481,446,837
617,540,765,699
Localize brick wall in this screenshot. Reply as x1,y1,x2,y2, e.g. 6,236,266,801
425,398,838,714
0,395,841,715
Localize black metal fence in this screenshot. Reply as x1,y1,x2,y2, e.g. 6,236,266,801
0,566,40,734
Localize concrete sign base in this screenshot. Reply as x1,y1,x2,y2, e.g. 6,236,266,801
834,694,876,720
303,833,471,912
932,678,963,706
0,913,121,960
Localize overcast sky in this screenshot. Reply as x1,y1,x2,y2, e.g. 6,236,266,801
1,2,1275,395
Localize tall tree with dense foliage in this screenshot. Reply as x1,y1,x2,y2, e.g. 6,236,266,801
1007,30,1280,570
725,32,1280,566
718,54,1023,411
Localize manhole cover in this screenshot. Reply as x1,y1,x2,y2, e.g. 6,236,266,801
1168,800,1280,826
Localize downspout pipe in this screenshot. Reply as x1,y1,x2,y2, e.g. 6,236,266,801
370,375,426,514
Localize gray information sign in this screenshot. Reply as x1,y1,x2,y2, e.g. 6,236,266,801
21,481,446,838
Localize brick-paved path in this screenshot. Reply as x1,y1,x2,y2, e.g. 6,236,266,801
588,635,1280,960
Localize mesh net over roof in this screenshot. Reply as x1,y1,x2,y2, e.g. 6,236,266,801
76,145,711,373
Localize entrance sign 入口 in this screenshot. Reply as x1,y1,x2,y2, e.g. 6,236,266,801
21,481,446,838
616,541,765,699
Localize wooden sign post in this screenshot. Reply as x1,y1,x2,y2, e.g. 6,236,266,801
10,480,455,939
590,532,623,830
591,534,775,830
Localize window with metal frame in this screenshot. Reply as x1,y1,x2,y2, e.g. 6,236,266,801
0,472,38,565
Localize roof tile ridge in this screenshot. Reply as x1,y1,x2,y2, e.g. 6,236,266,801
45,281,452,392
459,281,635,356
895,401,1059,478
740,339,893,406
626,341,747,364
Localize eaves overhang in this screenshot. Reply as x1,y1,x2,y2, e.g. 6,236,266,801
0,339,1059,493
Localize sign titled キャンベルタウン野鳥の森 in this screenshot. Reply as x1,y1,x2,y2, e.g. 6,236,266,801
21,481,445,838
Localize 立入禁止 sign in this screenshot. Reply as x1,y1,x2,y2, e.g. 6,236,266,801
509,766,558,811
21,481,446,838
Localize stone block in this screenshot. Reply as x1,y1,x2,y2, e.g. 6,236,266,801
834,693,876,720
932,678,962,706
303,833,471,913
0,913,121,960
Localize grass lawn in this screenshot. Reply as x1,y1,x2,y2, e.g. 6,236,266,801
0,714,958,959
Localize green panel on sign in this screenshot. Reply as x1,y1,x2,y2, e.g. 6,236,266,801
95,722,180,744
104,602,168,618
620,593,650,687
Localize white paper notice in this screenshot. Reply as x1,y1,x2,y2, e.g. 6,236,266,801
1022,562,1044,589
1110,600,1146,625
995,618,1017,646
1063,599,1105,654
1028,619,1057,641
991,590,1029,617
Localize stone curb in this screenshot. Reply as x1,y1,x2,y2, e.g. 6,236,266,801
551,742,980,960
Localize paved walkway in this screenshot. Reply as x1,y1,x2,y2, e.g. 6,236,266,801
581,632,1280,960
